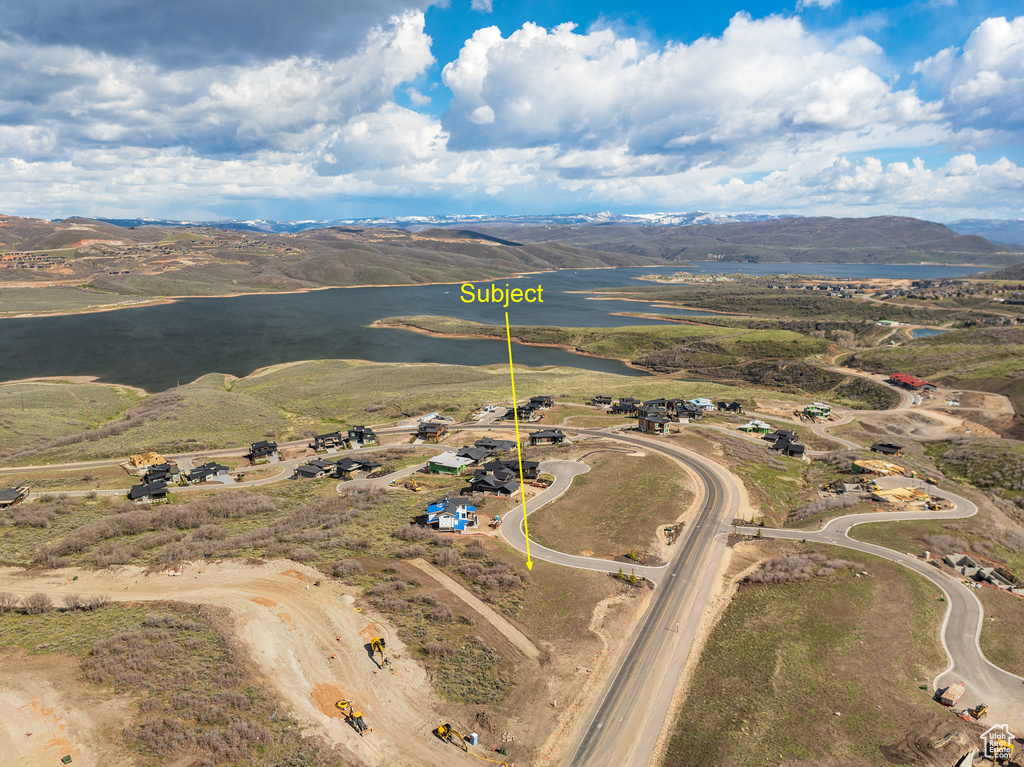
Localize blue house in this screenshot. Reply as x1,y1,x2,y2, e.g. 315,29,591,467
417,497,478,533
687,397,715,412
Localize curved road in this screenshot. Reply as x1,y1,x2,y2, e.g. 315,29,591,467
738,482,1024,732
5,402,1024,763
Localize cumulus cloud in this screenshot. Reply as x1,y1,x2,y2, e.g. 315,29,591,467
914,16,1024,132
440,13,937,174
0,0,432,67
0,12,433,158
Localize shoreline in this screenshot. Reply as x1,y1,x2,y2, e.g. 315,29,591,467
0,260,1003,320
371,318,657,374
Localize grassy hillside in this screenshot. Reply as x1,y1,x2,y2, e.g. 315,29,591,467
379,317,898,409
479,215,1024,265
665,545,945,766
0,360,797,464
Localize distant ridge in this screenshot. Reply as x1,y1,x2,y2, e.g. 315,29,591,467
80,210,786,234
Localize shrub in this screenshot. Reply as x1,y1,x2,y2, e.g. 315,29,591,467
84,595,111,610
0,592,19,612
22,592,54,614
393,525,434,542
429,604,454,623
788,494,862,522
921,533,969,553
62,593,83,611
434,548,461,567
395,545,427,559
332,560,364,577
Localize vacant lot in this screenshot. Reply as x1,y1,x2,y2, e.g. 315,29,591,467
851,503,1024,585
976,587,1024,677
664,544,946,766
0,381,140,458
528,451,692,556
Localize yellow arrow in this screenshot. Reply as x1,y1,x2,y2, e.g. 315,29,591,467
504,311,533,570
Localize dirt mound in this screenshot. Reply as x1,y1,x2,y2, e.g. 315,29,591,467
358,622,383,641
880,715,975,765
251,596,277,607
310,684,348,718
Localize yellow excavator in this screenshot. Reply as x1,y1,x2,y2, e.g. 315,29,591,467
434,723,468,752
370,637,387,665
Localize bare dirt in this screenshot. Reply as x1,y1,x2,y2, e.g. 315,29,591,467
0,560,469,767
0,648,135,767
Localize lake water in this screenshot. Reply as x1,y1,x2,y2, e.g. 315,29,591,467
911,328,949,338
0,263,989,391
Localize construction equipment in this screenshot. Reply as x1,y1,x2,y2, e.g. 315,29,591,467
403,479,422,492
489,514,501,529
434,723,468,752
370,637,386,665
969,703,988,720
335,700,371,736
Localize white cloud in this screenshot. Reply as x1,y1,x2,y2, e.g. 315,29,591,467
440,13,936,171
407,87,432,106
914,16,1024,133
797,0,840,9
0,12,434,158
471,0,494,12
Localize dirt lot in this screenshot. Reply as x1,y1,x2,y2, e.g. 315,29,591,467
0,555,642,767
0,649,135,767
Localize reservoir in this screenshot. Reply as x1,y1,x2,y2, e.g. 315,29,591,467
0,263,988,391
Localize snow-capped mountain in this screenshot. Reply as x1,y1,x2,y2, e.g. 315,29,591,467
85,211,788,234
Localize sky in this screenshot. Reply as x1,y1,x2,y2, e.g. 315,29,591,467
1,0,1023,222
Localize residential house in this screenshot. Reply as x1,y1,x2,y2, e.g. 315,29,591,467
455,446,490,465
348,425,378,445
0,486,29,509
466,474,519,496
427,451,475,475
804,402,831,418
610,397,640,415
310,431,348,451
764,429,797,444
727,401,744,413
737,420,772,435
143,462,179,484
504,404,539,422
474,437,516,454
418,422,448,443
247,440,278,462
186,462,230,484
333,456,382,479
529,429,565,446
591,395,613,407
687,397,715,412
870,442,905,457
295,458,337,479
530,395,554,409
483,459,539,480
415,497,478,533
642,398,667,409
887,373,938,392
716,401,730,412
638,412,670,434
128,479,168,503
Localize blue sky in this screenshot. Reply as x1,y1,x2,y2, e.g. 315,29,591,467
1,0,1022,221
